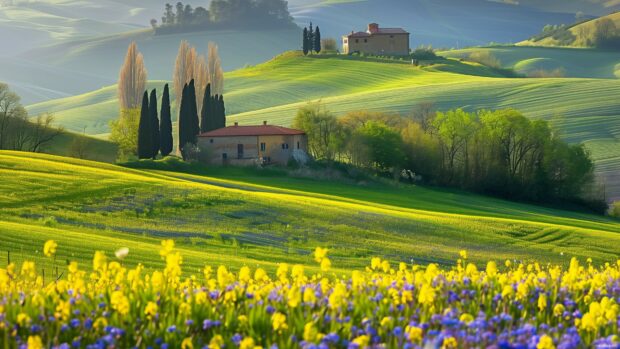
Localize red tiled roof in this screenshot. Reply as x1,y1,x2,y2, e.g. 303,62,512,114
347,31,371,38
376,28,409,34
199,125,305,137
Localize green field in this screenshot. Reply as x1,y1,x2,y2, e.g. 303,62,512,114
2,150,620,275
27,49,620,199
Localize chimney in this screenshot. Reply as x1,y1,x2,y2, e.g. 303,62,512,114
234,122,238,127
368,23,379,34
263,121,267,126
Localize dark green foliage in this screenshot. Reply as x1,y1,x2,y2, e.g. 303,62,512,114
218,94,226,128
188,80,199,138
308,22,314,53
155,0,294,34
178,84,191,156
137,91,153,159
200,84,213,133
160,84,173,157
149,89,160,159
314,26,322,54
302,27,309,56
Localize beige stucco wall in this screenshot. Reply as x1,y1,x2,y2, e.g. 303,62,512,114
198,134,308,165
342,34,410,55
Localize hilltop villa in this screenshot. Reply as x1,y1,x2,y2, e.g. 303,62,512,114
342,23,410,56
197,121,309,166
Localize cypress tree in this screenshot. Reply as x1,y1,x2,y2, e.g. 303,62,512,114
314,26,322,53
219,95,226,128
302,27,309,55
200,83,212,133
149,88,160,159
308,22,314,53
160,84,173,157
209,94,217,130
187,79,199,142
178,83,189,155
137,91,152,159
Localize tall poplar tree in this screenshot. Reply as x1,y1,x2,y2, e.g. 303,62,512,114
160,84,173,157
149,89,160,158
137,91,152,159
188,79,199,139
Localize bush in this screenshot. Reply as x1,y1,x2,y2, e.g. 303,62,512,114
609,201,620,218
468,50,501,69
411,46,437,60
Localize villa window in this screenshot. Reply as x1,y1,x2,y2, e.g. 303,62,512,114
344,39,348,44
297,141,300,149
260,143,266,151
282,143,289,150
355,39,359,43
210,139,214,143
364,39,368,43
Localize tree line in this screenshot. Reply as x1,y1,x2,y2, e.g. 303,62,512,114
294,103,605,211
153,0,295,34
302,22,322,55
0,83,63,153
113,41,226,161
531,16,620,49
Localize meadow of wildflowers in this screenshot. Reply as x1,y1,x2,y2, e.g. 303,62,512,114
0,241,619,349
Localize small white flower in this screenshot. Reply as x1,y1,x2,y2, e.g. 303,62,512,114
115,247,129,260
560,252,564,256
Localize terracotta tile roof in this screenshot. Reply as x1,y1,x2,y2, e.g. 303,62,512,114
376,28,409,34
347,31,371,38
199,125,305,137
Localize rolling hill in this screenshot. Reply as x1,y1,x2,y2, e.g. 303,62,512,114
26,50,620,201
2,150,620,274
518,11,620,47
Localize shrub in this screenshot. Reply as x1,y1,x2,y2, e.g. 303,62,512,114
609,201,620,218
468,50,501,69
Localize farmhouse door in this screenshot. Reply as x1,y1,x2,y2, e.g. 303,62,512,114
237,144,244,159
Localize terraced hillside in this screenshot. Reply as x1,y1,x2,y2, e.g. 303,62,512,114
2,151,620,274
28,51,620,199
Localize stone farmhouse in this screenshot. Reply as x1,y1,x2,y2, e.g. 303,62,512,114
342,23,410,56
197,122,308,166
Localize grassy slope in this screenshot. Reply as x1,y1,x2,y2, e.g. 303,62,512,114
2,151,620,275
26,50,620,200
518,12,620,48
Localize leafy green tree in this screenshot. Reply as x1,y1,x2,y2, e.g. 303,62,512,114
354,121,405,171
160,84,173,157
137,91,153,159
110,109,140,159
149,89,160,158
293,102,342,161
314,26,322,53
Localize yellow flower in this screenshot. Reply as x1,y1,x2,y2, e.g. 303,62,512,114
553,303,565,317
418,284,436,305
43,240,57,257
442,337,458,349
303,287,316,304
181,337,194,349
144,301,158,319
27,335,43,349
110,291,130,315
328,283,347,309
406,325,423,342
459,250,467,259
93,251,107,272
486,261,498,277
352,335,370,348
371,257,381,270
314,247,328,263
239,337,260,349
208,335,224,349
303,322,318,342
160,239,175,258
271,312,288,332
537,335,555,349
239,266,251,283
460,313,474,324
538,293,548,311
580,312,597,332
320,258,331,272
55,300,71,320
287,285,301,308
17,313,30,326
380,316,393,328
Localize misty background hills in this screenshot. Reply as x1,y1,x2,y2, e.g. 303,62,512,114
1,0,619,104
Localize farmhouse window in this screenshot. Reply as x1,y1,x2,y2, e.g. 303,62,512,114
222,153,227,160
297,141,300,149
355,39,359,43
260,143,266,151
282,143,289,150
344,39,348,44
364,39,367,43
210,139,214,143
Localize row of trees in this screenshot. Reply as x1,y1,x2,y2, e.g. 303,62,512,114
113,41,226,160
294,103,602,208
302,23,322,55
137,86,173,159
154,0,295,33
532,17,620,49
0,83,63,153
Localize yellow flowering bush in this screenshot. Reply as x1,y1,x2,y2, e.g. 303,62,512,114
0,243,618,348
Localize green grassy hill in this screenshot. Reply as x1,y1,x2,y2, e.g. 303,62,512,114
439,46,620,78
26,51,620,200
2,151,620,274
